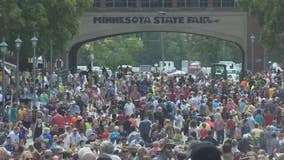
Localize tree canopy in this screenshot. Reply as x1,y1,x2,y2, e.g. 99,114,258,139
0,0,92,60
78,32,242,69
238,0,284,49
78,35,144,69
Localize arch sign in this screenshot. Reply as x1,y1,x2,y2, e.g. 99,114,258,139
68,11,247,71
93,16,220,24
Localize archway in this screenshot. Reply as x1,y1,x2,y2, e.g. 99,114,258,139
68,10,248,78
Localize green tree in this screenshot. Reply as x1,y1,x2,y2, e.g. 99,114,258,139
165,33,241,67
238,0,284,49
78,35,144,69
138,32,163,65
0,0,92,64
78,32,242,69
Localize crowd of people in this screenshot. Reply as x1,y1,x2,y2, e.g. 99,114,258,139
0,67,283,160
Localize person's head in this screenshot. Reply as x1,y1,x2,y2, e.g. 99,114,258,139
87,117,93,123
191,143,222,160
97,154,112,160
190,120,197,128
137,147,147,158
215,113,222,120
157,106,162,112
14,127,19,133
272,133,277,138
73,128,78,135
81,152,97,160
130,114,135,118
222,142,232,154
78,147,97,160
201,123,207,128
0,147,9,159
160,138,176,157
20,150,33,160
190,131,197,139
6,137,12,144
17,121,23,127
231,139,238,148
100,141,115,154
51,155,59,160
0,122,4,128
32,151,41,160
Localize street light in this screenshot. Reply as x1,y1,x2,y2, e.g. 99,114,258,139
250,33,256,73
15,36,22,103
0,39,8,110
268,61,272,71
160,32,165,73
90,54,94,72
153,63,159,77
31,34,38,106
158,11,166,73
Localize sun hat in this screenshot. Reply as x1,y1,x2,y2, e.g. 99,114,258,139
159,138,176,150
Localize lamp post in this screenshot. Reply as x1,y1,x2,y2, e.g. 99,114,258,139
31,34,38,106
160,32,165,73
158,11,166,73
0,39,8,110
90,54,94,72
268,61,272,71
154,63,158,71
15,36,22,103
50,40,53,73
250,34,256,73
154,63,158,77
42,55,45,89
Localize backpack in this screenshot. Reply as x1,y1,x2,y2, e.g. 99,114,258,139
0,131,8,144
166,102,173,113
199,104,207,116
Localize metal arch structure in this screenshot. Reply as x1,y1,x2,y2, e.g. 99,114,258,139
67,10,248,77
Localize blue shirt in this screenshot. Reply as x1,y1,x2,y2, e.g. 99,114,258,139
69,105,81,116
247,116,255,130
255,114,264,126
213,101,219,108
42,133,52,149
9,106,18,122
239,101,246,113
110,131,120,143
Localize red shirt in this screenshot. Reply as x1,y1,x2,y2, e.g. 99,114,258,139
264,113,274,126
205,120,215,129
65,115,72,124
227,119,236,129
199,128,208,139
118,114,125,125
129,118,138,127
167,92,176,102
182,87,190,98
102,131,109,139
51,113,65,129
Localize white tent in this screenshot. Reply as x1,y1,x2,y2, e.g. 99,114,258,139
170,70,187,75
0,60,16,75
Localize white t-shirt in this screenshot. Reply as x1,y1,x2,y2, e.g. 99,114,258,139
0,93,3,102
8,131,19,145
124,102,135,116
